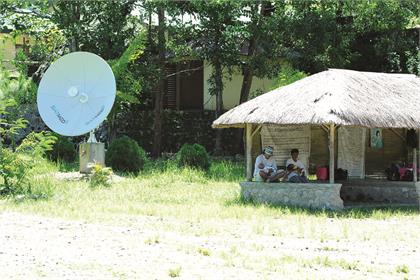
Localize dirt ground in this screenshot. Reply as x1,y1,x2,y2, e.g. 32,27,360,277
0,211,419,279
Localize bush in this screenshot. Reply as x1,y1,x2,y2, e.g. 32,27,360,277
0,68,37,105
177,143,210,170
1,131,57,195
0,147,30,195
0,72,55,198
89,163,113,188
105,136,147,173
17,131,57,157
48,134,77,162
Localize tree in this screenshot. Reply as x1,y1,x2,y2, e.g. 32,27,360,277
108,31,147,143
152,4,167,158
230,1,281,153
51,0,138,59
274,0,420,74
238,1,280,105
349,0,420,74
182,0,245,154
0,0,139,80
0,0,52,32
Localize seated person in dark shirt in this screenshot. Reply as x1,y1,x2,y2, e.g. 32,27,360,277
286,164,309,183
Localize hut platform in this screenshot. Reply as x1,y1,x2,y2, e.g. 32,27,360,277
240,180,420,210
340,179,420,206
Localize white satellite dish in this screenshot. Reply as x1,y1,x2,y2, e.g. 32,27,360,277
37,51,116,137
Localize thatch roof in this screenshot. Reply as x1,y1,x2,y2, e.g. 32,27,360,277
213,69,420,129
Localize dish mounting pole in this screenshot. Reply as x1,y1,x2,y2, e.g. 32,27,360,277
87,130,98,143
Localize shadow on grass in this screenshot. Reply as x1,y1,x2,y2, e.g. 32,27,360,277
225,195,419,219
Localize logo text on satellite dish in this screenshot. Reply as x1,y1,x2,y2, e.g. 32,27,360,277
50,105,68,124
85,105,105,125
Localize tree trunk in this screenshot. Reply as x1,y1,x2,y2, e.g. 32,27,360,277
72,2,81,51
239,37,256,104
107,113,117,145
239,1,272,103
235,2,266,154
214,59,224,155
235,38,256,155
152,7,166,158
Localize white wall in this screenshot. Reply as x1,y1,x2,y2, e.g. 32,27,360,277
203,62,275,110
0,33,17,70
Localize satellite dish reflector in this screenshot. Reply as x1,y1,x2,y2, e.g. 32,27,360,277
37,52,116,136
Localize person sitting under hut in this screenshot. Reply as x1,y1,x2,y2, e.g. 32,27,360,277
286,148,307,178
286,164,309,183
254,146,286,182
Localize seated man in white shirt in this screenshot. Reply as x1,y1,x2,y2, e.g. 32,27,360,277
285,148,307,178
254,146,286,182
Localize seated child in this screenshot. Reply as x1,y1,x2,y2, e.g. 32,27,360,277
287,164,309,183
257,163,286,182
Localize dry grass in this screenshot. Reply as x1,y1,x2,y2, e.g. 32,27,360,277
213,69,420,129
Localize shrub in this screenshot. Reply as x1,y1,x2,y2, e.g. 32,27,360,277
17,131,57,157
176,143,210,170
0,72,55,197
106,136,147,173
0,147,30,195
48,134,77,162
0,98,28,148
0,68,37,105
0,100,33,195
1,131,57,196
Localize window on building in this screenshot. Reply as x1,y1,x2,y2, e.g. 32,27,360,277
163,60,203,110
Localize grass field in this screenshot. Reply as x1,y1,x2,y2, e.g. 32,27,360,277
1,159,419,279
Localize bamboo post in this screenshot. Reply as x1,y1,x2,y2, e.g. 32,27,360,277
418,129,420,181
329,124,335,184
246,123,253,181
361,128,366,179
413,147,417,182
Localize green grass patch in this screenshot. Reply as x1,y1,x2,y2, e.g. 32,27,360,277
396,264,409,274
198,247,211,256
168,266,181,278
1,158,418,223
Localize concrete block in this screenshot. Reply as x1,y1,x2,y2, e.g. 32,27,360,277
79,142,105,174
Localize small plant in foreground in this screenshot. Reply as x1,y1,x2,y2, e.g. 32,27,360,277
396,264,409,274
89,163,113,188
198,247,210,256
145,235,160,245
168,266,181,278
177,143,210,170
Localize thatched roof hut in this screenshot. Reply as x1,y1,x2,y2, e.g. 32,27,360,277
212,69,420,183
213,69,420,129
